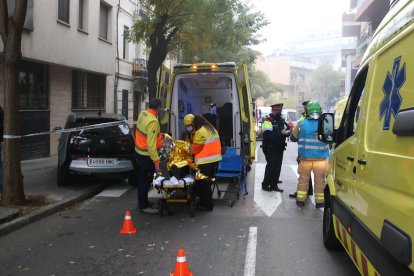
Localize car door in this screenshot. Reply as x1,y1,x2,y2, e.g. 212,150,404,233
236,64,256,160
332,66,368,211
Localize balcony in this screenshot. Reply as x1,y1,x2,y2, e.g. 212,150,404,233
342,13,361,37
354,0,389,27
133,58,148,77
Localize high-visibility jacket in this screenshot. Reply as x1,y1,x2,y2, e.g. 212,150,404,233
298,119,329,159
191,126,222,165
135,109,163,164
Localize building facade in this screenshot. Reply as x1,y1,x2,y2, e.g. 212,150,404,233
341,0,390,96
116,0,149,126
1,0,118,160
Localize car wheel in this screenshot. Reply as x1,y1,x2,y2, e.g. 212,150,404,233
57,167,68,186
323,189,343,250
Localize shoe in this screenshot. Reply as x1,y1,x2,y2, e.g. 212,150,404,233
315,203,324,208
139,207,159,214
262,186,271,192
296,201,305,207
271,186,283,192
289,192,297,198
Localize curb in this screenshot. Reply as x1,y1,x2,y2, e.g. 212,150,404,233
0,183,107,237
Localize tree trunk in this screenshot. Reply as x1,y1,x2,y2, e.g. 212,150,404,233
0,0,28,205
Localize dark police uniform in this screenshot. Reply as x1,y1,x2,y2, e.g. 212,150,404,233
262,103,291,192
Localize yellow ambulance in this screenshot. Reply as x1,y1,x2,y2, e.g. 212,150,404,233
157,62,256,161
318,0,414,274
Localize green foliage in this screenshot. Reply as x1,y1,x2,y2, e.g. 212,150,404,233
310,62,345,110
127,0,268,65
249,68,286,100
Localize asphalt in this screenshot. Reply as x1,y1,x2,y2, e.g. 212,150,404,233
0,156,108,236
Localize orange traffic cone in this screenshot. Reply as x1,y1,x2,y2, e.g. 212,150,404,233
119,210,137,234
170,249,193,276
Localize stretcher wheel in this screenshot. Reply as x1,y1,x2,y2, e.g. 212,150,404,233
229,200,234,207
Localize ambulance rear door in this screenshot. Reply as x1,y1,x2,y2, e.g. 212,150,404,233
157,65,172,135
236,64,256,160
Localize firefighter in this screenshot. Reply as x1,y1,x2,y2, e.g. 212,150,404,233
135,98,164,214
290,101,329,207
183,114,222,211
261,103,291,192
289,100,314,198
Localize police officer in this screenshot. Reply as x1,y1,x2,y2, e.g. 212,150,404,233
290,101,329,207
289,101,314,198
261,103,291,192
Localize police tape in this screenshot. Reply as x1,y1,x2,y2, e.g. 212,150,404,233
3,120,130,140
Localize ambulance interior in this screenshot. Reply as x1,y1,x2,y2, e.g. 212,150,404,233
170,73,241,148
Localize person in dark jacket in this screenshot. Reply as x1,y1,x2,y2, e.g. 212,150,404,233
261,103,291,192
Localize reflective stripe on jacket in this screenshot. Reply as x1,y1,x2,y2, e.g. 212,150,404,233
191,126,222,165
298,119,329,159
261,120,273,132
135,109,163,163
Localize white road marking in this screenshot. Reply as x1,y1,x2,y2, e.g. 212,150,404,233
96,183,131,197
253,163,282,217
244,226,258,276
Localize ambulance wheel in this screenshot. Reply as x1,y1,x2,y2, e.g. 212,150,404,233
323,191,342,250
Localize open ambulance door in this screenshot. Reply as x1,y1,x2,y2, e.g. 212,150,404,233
236,64,256,160
157,65,172,135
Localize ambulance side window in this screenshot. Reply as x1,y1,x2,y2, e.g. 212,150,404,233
338,66,368,143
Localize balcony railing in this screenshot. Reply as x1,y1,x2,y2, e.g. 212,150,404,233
133,58,148,77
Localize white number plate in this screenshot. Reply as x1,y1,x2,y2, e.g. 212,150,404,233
87,158,119,167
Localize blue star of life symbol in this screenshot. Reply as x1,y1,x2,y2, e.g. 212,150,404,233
380,56,406,130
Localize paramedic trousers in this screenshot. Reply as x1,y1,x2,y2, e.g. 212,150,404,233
136,153,155,210
296,159,328,204
197,162,218,210
262,146,284,189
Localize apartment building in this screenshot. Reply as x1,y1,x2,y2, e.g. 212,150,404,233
116,0,148,125
341,0,390,95
0,0,117,160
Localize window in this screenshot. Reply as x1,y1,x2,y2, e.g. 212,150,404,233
58,0,70,24
123,26,129,60
338,66,368,143
7,0,34,31
18,61,49,110
99,2,111,40
72,71,106,110
78,0,88,31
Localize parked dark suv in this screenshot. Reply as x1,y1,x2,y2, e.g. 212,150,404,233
57,113,137,186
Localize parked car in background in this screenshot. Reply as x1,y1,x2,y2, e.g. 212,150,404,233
57,113,137,186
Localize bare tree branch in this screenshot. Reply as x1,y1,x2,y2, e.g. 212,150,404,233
0,0,8,42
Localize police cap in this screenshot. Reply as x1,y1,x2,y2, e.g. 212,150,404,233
271,103,283,110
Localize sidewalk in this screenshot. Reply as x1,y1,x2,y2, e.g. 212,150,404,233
0,157,108,236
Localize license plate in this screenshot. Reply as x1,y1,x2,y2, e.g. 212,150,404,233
87,158,119,167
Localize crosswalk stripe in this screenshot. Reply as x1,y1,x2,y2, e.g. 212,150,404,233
96,183,131,197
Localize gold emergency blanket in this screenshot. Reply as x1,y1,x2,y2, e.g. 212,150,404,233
158,134,209,180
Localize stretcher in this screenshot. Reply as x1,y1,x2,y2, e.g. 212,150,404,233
153,175,197,217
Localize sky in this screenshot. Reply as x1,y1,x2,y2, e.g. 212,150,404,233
250,0,350,55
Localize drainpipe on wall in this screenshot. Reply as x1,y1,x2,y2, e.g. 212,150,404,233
114,0,121,114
